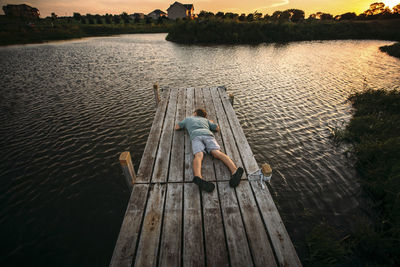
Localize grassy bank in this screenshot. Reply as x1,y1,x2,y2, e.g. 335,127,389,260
166,19,400,44
0,16,171,46
311,89,400,266
380,42,400,58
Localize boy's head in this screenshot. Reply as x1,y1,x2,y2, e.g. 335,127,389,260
194,108,207,118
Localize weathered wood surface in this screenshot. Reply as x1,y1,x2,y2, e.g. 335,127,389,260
111,87,301,267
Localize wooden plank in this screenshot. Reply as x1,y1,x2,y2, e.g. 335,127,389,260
169,88,186,182
197,88,230,267
217,87,301,267
134,183,166,267
203,87,234,181
152,88,179,183
211,87,277,265
158,183,183,266
184,88,194,182
235,181,277,267
183,182,205,267
110,184,149,267
218,181,253,267
210,88,244,171
136,89,171,183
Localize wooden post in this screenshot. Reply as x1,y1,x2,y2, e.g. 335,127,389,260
153,83,160,106
119,151,136,192
229,93,234,105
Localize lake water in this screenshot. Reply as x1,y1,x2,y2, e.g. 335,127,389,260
1,34,399,266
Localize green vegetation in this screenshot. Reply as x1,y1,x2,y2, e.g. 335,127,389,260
0,15,171,46
167,2,400,44
167,19,400,44
310,89,400,266
380,42,400,58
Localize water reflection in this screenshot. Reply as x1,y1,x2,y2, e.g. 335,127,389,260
1,34,399,265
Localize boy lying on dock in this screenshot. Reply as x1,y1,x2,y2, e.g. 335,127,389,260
174,108,244,193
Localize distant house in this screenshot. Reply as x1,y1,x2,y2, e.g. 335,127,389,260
2,4,40,19
167,2,194,20
148,9,167,20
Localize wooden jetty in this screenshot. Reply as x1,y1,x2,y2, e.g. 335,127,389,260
111,87,301,267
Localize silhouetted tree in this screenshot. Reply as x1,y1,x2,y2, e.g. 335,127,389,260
73,12,81,20
340,12,357,20
320,13,333,20
225,12,238,19
254,12,262,20
246,13,254,21
264,14,271,20
364,2,386,16
271,11,282,20
105,14,112,24
216,12,224,18
393,4,400,14
145,16,152,24
238,13,246,21
121,12,130,23
286,9,305,22
95,15,102,24
113,15,121,24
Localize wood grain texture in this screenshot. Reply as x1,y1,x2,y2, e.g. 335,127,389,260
217,87,301,267
110,184,149,267
152,88,178,182
169,88,186,182
158,183,183,266
134,183,166,267
183,182,205,267
136,89,171,183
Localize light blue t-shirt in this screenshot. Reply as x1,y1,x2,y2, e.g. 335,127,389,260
178,116,218,140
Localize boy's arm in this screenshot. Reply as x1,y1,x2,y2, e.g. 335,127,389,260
175,118,186,131
208,120,220,132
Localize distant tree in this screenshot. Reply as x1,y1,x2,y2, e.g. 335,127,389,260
239,13,246,21
121,12,130,23
393,4,400,14
105,14,112,24
271,11,282,20
51,12,57,20
134,15,140,23
320,13,333,20
95,15,102,24
264,14,271,20
246,13,254,21
88,17,95,24
81,17,86,24
364,2,386,16
340,12,357,20
113,15,121,24
198,10,214,18
279,10,291,21
216,11,224,18
286,9,305,22
73,12,81,20
225,12,238,20
253,11,262,20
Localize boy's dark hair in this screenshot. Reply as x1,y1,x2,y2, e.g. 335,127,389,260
194,108,207,118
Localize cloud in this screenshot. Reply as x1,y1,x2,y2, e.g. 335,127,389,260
270,0,290,8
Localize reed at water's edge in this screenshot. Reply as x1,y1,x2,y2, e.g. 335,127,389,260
309,89,400,266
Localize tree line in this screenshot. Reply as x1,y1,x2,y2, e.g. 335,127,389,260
197,2,400,23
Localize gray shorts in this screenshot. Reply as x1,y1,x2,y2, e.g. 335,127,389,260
191,136,221,155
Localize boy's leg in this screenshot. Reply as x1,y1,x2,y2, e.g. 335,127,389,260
211,149,243,187
193,152,204,178
211,150,237,174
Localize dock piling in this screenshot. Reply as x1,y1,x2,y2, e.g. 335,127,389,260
229,93,234,105
119,151,136,191
153,83,160,106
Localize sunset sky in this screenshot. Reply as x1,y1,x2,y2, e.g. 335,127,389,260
1,0,399,17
